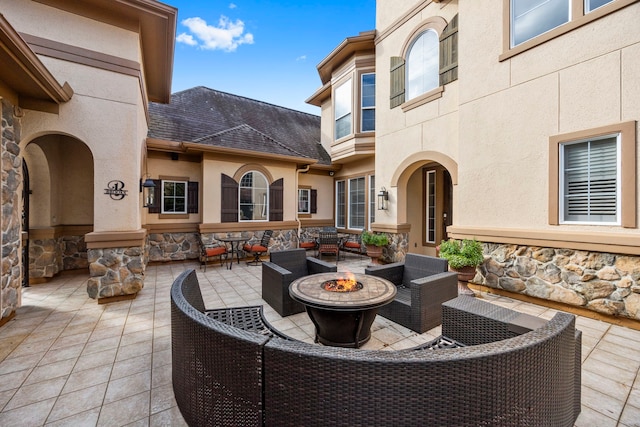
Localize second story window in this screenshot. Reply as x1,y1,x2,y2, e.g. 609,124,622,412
510,0,569,47
335,79,352,140
406,29,439,100
586,0,614,12
361,73,375,132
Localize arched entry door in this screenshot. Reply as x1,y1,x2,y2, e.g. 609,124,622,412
423,165,452,248
21,159,30,287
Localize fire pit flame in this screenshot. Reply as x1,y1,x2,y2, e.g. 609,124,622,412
322,273,363,292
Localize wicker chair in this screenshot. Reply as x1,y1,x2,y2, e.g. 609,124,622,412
317,231,340,262
365,253,459,333
243,230,273,266
341,234,365,256
262,248,337,316
197,234,227,272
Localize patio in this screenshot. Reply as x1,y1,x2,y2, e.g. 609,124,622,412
0,253,638,426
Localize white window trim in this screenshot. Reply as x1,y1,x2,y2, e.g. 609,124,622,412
347,177,365,231
369,175,375,230
360,73,375,133
239,171,269,222
335,180,346,229
334,79,353,140
161,180,187,214
298,188,310,214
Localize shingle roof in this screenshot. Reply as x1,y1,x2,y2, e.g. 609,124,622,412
148,86,330,165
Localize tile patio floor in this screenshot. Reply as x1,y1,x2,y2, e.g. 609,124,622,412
0,253,639,426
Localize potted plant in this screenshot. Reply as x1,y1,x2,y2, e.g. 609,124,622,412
438,238,484,296
361,230,389,264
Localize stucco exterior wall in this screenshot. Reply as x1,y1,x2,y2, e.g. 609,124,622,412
456,1,640,239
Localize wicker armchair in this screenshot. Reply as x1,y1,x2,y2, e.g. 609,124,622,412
365,253,458,333
262,248,337,316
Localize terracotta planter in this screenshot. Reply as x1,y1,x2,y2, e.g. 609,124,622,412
365,245,383,264
449,265,477,296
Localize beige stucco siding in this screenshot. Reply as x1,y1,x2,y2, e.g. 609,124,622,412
0,0,140,62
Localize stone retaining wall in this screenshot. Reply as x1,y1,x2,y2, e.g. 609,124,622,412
1,99,22,319
29,235,88,279
478,243,640,320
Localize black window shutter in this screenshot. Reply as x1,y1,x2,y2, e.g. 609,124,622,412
269,178,283,221
390,56,405,109
310,189,317,214
221,174,239,222
439,14,458,86
148,179,162,213
187,181,199,214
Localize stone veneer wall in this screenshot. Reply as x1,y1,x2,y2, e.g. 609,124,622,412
29,235,88,279
88,246,145,299
29,238,62,279
148,233,199,262
1,99,22,319
478,243,640,321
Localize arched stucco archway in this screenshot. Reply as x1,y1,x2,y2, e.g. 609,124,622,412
390,151,457,256
23,134,94,280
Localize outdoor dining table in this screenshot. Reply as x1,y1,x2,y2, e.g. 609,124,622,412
289,272,396,348
218,236,247,270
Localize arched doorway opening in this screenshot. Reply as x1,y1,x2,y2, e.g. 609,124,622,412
22,134,94,282
391,152,458,257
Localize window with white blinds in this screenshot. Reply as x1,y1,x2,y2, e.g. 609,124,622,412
560,135,619,224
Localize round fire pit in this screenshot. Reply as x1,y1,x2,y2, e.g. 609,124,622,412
289,273,396,348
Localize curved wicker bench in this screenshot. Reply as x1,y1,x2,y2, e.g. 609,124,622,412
171,269,581,427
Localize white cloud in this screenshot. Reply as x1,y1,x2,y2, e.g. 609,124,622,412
296,55,307,61
229,3,237,9
178,16,254,52
176,33,197,46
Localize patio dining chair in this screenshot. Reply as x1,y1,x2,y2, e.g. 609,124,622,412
243,230,273,266
318,231,340,262
197,234,227,272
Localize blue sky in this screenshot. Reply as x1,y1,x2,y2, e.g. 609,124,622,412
169,1,376,115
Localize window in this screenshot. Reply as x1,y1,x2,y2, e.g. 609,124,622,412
511,0,569,47
549,121,636,228
361,73,375,132
369,176,375,228
348,177,366,230
336,181,346,228
406,29,439,100
162,180,187,214
586,0,614,12
335,80,352,140
298,189,310,214
560,136,619,224
239,171,268,221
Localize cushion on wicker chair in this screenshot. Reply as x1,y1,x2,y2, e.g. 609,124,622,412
299,241,316,249
244,244,267,252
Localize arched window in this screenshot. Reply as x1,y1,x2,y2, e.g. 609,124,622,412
406,29,439,100
239,171,268,221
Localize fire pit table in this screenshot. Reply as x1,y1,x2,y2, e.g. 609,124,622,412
289,272,396,348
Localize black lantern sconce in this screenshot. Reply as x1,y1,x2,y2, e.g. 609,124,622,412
140,176,155,208
377,187,389,210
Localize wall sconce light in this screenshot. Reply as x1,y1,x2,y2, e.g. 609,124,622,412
329,171,335,176
141,176,156,208
377,187,389,210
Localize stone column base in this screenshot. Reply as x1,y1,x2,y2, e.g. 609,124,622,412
85,230,147,302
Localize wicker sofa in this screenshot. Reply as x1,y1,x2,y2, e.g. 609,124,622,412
171,269,581,427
